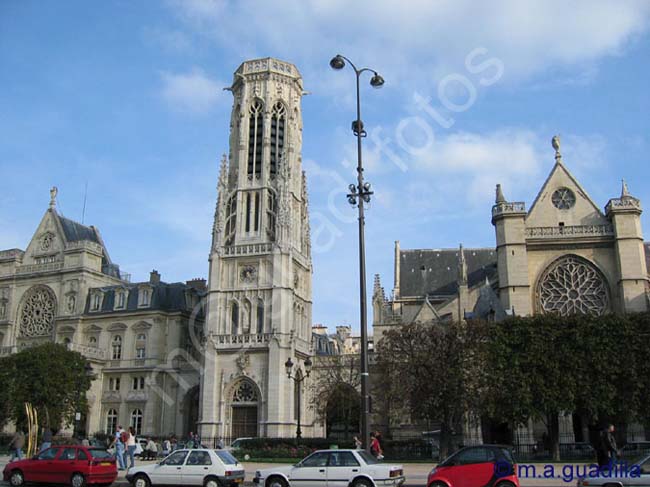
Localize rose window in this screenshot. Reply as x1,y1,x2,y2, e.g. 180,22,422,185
537,256,609,316
233,381,258,402
19,286,57,337
551,187,576,210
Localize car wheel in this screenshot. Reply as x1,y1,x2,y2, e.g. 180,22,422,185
429,482,448,487
267,476,288,487
353,478,373,487
134,474,152,487
71,472,86,487
204,477,222,487
495,482,515,487
9,470,25,487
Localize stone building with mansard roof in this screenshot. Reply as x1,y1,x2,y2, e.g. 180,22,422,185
372,136,650,444
0,188,206,438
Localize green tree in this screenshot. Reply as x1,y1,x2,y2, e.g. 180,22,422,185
0,343,93,430
376,321,487,458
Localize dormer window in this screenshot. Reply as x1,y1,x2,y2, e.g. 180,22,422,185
115,289,127,310
138,286,152,308
91,291,103,312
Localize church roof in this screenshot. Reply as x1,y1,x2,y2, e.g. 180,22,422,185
399,248,497,297
56,214,101,243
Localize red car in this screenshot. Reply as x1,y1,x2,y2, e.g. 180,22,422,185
427,445,519,487
2,445,118,487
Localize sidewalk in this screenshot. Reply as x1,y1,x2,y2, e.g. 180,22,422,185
0,455,582,487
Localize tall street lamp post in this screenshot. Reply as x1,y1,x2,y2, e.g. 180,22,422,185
74,362,94,439
329,54,384,452
285,357,313,439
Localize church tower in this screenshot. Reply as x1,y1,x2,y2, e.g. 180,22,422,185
199,58,314,440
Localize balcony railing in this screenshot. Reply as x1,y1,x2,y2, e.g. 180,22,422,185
209,333,273,346
525,224,614,239
16,261,64,274
224,243,274,256
606,196,642,213
66,342,107,361
104,358,162,369
0,249,24,260
491,201,526,220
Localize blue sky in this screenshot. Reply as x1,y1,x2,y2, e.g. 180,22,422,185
1,0,649,330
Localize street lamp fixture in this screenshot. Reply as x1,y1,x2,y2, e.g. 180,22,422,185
285,357,312,439
329,53,384,453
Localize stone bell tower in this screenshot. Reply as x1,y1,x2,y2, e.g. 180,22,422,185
199,58,314,440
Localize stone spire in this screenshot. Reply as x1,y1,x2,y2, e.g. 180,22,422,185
458,243,467,285
621,179,631,198
211,154,229,249
552,135,562,163
495,184,506,204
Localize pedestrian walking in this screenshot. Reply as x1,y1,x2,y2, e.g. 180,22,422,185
370,432,383,459
9,430,25,462
162,437,172,456
110,425,127,471
40,428,53,453
598,424,618,468
353,436,362,450
216,437,224,449
126,427,137,469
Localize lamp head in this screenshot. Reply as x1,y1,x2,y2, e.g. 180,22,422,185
370,73,385,88
304,357,313,376
284,357,294,377
330,55,345,70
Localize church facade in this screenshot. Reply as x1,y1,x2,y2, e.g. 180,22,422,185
372,138,650,443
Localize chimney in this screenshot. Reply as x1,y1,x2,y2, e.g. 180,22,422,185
149,270,161,284
186,278,207,292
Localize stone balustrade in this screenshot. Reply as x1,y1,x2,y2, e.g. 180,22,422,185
66,342,107,361
491,202,526,219
606,196,642,213
209,333,273,347
15,261,64,275
224,243,274,256
525,224,614,239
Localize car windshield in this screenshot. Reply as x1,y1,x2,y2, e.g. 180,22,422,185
500,448,516,464
215,450,239,465
358,450,380,465
89,449,112,459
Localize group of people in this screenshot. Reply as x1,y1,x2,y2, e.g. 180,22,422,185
353,431,384,459
109,425,138,471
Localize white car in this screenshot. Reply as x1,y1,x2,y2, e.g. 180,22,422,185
254,449,405,487
126,448,245,487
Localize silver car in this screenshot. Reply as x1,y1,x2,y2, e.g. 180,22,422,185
577,454,650,487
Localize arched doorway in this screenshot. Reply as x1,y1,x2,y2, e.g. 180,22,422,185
230,379,259,439
326,384,360,440
184,386,200,437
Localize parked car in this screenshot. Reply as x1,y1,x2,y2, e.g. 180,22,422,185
2,445,117,487
427,445,519,487
621,441,650,459
577,453,650,486
229,437,253,450
126,448,244,487
253,449,405,487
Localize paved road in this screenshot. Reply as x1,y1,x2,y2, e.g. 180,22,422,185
0,456,582,487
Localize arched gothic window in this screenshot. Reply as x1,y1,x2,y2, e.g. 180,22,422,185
243,299,252,333
106,408,118,434
257,299,264,334
18,285,57,337
270,102,286,178
266,190,277,241
225,194,237,245
232,380,259,403
537,255,610,316
112,335,122,360
231,301,239,335
248,100,264,178
130,409,143,435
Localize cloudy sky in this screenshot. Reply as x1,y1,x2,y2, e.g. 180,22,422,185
1,0,649,330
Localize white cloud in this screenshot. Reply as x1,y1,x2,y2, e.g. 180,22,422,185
160,67,225,113
166,0,650,89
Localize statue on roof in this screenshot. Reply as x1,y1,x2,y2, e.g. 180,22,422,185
552,135,562,162
49,186,58,209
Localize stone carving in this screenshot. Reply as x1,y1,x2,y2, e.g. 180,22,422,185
66,295,76,313
537,256,609,316
232,380,258,402
240,265,258,283
49,186,58,208
19,286,57,337
40,232,55,251
235,351,250,375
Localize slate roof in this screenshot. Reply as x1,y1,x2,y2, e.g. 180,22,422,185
399,248,497,297
57,215,101,243
84,282,204,315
